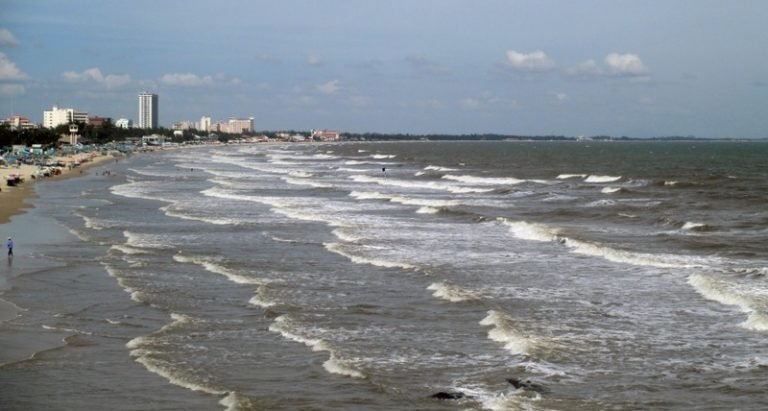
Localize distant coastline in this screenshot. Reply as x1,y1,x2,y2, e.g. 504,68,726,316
338,132,768,142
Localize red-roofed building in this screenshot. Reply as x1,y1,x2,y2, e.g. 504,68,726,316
3,115,37,130
311,129,341,141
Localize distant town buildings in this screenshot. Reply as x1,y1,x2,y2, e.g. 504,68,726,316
204,117,254,134
2,115,37,130
311,129,341,141
88,116,112,127
43,105,88,128
115,118,132,129
138,92,158,129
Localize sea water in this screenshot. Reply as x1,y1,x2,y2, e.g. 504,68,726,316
1,141,767,410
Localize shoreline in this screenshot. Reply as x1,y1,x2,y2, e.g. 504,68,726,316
0,153,116,225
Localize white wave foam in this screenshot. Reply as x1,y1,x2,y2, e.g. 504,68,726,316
416,206,440,214
349,191,390,200
442,174,525,185
371,154,396,159
498,218,559,242
682,222,707,230
336,167,369,172
219,392,256,411
324,242,417,270
324,354,365,378
424,165,458,172
479,310,538,355
688,274,768,331
109,244,148,255
123,231,176,250
601,187,622,194
332,228,362,242
350,191,459,208
288,171,313,178
350,175,493,193
269,315,365,378
556,174,587,179
160,205,246,226
564,238,698,268
585,175,622,183
664,180,679,186
281,176,332,188
499,218,702,269
173,255,264,285
427,282,481,302
127,314,227,396
585,199,616,207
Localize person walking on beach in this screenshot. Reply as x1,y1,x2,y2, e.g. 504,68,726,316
7,237,13,257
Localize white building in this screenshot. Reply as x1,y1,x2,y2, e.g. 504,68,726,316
228,117,254,133
43,105,88,128
199,116,211,132
115,118,133,129
138,92,158,129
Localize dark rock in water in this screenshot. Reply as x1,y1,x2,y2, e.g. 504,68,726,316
507,378,548,393
430,391,466,400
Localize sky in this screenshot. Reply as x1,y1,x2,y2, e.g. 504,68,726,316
1,0,767,138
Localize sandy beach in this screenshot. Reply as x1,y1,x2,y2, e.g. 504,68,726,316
0,152,116,224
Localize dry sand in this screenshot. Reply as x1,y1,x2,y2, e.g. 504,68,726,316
0,152,116,224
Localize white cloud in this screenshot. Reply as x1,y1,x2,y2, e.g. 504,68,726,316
554,92,569,102
569,53,649,77
61,67,130,89
0,51,27,80
160,72,213,86
505,50,556,71
160,72,241,87
0,29,19,47
0,84,25,96
307,54,324,66
604,53,647,75
316,79,341,94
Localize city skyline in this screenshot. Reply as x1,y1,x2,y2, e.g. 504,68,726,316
1,1,768,138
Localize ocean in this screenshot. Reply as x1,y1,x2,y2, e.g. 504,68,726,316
2,140,767,410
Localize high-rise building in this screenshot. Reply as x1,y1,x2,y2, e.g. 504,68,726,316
199,116,211,132
138,92,158,129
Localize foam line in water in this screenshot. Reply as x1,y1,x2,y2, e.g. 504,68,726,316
424,165,458,172
556,174,587,179
350,175,493,193
688,274,768,331
173,255,265,285
498,218,559,242
126,313,228,397
269,315,365,379
324,242,417,270
479,310,540,356
427,282,481,302
442,174,526,185
584,175,622,183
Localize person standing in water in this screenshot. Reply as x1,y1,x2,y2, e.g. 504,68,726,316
7,237,13,257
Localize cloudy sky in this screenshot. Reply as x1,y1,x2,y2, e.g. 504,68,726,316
1,0,767,137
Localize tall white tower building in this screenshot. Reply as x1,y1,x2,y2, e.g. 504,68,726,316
138,92,158,129
199,116,211,133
